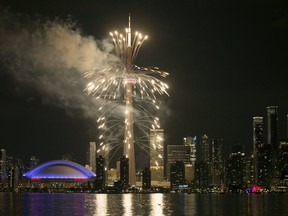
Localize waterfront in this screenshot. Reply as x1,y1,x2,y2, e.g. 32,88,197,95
1,192,288,216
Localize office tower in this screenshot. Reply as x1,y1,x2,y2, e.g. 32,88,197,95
120,156,129,190
253,117,264,149
267,106,278,150
257,144,273,187
142,167,151,190
170,161,185,189
183,136,197,164
253,116,264,184
88,142,97,173
278,140,288,179
201,134,210,163
211,138,224,185
167,144,191,179
95,155,105,189
150,129,164,181
225,147,246,187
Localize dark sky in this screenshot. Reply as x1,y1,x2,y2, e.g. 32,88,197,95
0,0,288,166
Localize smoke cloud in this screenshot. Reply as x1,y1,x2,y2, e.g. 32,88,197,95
0,8,118,118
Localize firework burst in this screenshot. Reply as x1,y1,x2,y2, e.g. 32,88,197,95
84,17,169,180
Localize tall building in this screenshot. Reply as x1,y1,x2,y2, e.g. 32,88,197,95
142,167,151,189
170,161,185,189
267,106,279,183
211,138,224,185
95,155,105,189
267,106,278,150
88,142,97,173
257,144,273,188
253,117,264,149
149,129,164,181
167,145,191,180
201,134,210,163
253,116,264,184
183,136,197,164
278,140,288,180
225,146,246,187
120,156,129,190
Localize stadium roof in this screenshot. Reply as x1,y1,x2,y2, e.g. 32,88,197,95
23,160,96,180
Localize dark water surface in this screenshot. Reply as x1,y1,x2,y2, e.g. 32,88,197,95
1,192,288,216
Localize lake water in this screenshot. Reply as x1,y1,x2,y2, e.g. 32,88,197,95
1,192,288,216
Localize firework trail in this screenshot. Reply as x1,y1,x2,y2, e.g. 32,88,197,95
84,17,169,176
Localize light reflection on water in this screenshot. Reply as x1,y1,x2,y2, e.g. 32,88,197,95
1,192,288,216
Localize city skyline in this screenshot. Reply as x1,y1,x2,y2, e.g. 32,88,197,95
0,1,288,164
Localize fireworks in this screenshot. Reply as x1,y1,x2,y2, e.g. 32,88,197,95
84,16,169,184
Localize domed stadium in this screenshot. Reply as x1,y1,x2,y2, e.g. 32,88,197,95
22,160,96,191
23,160,96,180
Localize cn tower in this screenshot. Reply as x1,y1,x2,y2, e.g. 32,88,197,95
124,14,136,186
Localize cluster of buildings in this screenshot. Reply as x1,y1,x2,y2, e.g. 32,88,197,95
1,106,288,193
89,106,288,192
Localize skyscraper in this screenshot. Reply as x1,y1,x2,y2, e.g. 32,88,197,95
150,129,164,181
201,134,210,163
253,117,264,150
167,144,191,180
253,116,264,184
88,142,97,173
142,167,151,190
267,106,278,150
120,156,129,190
95,155,105,189
211,138,223,185
170,161,185,189
183,136,197,164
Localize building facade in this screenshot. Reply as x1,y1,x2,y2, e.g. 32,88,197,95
149,129,164,181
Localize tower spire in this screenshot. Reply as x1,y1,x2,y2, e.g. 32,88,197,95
128,13,131,47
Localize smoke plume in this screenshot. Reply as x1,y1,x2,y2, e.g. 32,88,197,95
0,8,118,118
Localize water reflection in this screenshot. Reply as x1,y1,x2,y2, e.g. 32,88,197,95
95,194,107,216
151,193,164,216
122,193,133,215
1,193,288,216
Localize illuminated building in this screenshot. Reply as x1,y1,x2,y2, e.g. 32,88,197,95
211,138,224,186
253,116,264,184
183,136,197,164
95,155,105,189
253,117,264,149
201,134,210,163
88,142,97,173
194,161,209,188
120,156,129,190
225,145,246,187
267,106,278,149
170,161,185,189
278,140,288,180
267,106,279,182
257,144,273,188
142,167,151,189
167,144,191,180
23,160,96,189
107,168,118,186
149,129,164,181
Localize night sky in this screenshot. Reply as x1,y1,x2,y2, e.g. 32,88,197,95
0,0,288,166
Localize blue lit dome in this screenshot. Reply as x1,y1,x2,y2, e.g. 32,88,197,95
23,160,96,180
